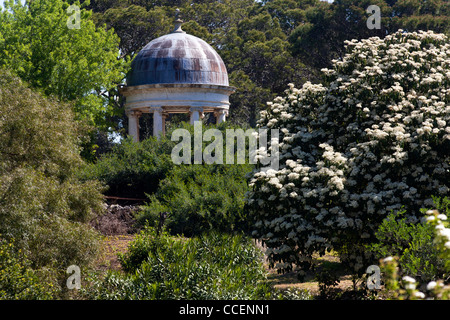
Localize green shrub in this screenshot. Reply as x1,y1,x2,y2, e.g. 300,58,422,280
136,163,253,237
380,202,450,300
0,69,104,293
80,120,257,236
247,30,450,277
369,197,449,283
78,136,174,199
0,238,55,300
83,227,273,300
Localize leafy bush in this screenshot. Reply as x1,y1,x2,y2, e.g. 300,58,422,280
0,238,55,300
126,123,254,236
380,203,450,300
83,227,273,300
369,208,446,283
247,30,450,276
78,136,174,199
0,69,104,291
137,163,253,237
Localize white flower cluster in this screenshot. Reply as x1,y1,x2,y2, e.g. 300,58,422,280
247,30,450,274
427,209,450,250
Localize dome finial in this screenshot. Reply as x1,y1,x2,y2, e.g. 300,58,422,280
172,8,185,34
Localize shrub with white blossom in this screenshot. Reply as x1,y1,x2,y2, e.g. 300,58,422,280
247,30,450,276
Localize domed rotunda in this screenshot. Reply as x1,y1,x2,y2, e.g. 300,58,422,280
120,10,235,141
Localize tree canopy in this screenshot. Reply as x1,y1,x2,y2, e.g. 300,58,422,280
76,0,449,135
0,0,127,128
247,30,450,276
1,0,448,143
0,69,104,280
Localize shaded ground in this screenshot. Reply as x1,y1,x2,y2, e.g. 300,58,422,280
266,260,356,296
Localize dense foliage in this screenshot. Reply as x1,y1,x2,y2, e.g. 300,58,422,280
381,200,450,300
83,228,274,300
247,30,450,276
78,136,174,199
81,122,255,236
0,239,55,300
0,69,104,292
369,200,447,283
0,0,127,129
138,163,253,236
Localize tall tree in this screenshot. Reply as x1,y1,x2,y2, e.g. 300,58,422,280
0,68,104,289
287,0,449,68
0,0,128,129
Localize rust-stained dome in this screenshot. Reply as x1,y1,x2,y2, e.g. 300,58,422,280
127,31,229,87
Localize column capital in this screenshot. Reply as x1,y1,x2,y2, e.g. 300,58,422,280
126,110,142,117
214,108,228,124
152,106,164,114
214,108,228,117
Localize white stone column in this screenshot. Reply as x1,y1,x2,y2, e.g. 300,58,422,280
215,109,228,124
153,107,164,139
190,107,204,124
127,110,141,142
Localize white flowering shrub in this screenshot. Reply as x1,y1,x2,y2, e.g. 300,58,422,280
247,30,450,275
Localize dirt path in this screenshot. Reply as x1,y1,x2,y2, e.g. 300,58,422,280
96,235,135,272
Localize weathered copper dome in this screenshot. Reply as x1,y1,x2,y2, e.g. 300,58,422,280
127,27,229,87
121,11,235,142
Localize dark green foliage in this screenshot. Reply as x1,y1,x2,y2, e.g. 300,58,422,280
82,121,255,237
133,122,255,236
137,163,253,237
368,208,446,283
287,0,449,69
78,136,174,199
83,227,273,300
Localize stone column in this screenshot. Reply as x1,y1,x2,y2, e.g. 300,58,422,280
153,107,164,139
127,110,141,142
214,109,228,124
190,107,204,124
